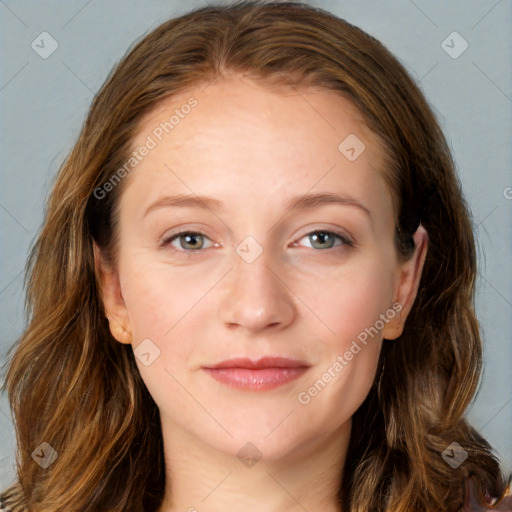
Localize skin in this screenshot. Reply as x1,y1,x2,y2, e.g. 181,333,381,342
95,72,428,512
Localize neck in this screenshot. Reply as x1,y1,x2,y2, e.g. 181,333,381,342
157,418,351,512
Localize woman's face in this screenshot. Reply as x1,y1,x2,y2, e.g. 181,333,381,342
96,73,427,461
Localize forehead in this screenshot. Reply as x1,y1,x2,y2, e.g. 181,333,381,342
122,74,392,221
135,73,379,155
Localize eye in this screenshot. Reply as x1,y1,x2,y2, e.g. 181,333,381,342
160,229,353,257
161,231,214,253
295,230,353,251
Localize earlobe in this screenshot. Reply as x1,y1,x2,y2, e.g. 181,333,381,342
382,224,429,340
106,316,133,344
93,241,133,345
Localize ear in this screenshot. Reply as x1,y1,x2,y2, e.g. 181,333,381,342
93,241,132,344
382,224,428,340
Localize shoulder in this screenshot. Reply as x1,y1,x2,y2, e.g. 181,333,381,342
462,476,512,511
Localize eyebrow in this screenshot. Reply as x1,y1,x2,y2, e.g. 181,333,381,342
143,192,371,219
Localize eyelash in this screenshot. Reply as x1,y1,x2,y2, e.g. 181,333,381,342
160,229,354,257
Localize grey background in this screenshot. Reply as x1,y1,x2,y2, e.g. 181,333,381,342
1,0,511,489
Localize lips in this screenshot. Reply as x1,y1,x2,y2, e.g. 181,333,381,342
206,356,308,370
202,357,310,391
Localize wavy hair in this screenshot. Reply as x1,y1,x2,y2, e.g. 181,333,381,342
1,1,510,511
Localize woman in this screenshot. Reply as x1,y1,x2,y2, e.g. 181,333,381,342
1,1,510,511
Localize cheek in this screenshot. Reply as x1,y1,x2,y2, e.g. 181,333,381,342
121,271,169,337
120,264,197,411
118,258,200,375
296,255,396,346
293,258,394,409
119,249,198,335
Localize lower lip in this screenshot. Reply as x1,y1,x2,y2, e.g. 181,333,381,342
203,367,309,391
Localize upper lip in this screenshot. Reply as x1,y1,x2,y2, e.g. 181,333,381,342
204,357,310,370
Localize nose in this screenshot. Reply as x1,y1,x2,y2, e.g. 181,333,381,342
218,246,296,334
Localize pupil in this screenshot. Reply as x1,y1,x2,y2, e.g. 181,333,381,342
312,232,332,248
184,234,201,249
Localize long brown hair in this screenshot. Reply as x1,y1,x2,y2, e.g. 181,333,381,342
1,1,510,511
